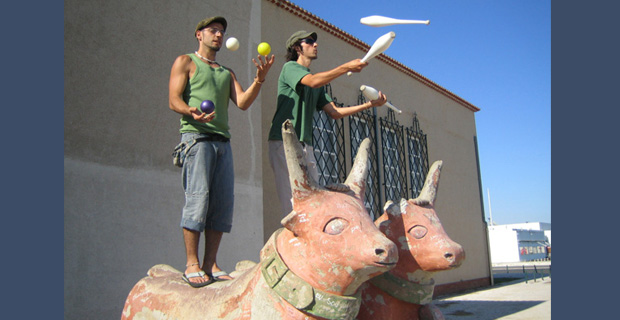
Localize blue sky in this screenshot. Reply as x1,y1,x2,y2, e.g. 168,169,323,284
289,0,551,225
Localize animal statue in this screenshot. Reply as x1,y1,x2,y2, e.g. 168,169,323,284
356,161,466,320
121,120,398,320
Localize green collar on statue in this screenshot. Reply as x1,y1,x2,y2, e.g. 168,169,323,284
369,271,435,305
260,232,362,320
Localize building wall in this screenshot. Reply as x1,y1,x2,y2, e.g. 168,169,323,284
501,222,551,231
65,0,267,318
545,230,552,245
488,228,520,263
488,226,550,263
65,0,489,318
517,229,546,242
516,229,548,261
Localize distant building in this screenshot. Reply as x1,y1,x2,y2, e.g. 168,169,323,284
488,223,551,263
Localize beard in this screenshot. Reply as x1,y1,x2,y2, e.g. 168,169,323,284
302,50,317,60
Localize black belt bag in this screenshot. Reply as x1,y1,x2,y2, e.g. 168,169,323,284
172,133,229,167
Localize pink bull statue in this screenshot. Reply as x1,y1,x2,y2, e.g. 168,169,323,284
121,120,397,320
357,161,466,320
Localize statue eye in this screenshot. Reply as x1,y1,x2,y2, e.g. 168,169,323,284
408,225,428,239
323,218,349,235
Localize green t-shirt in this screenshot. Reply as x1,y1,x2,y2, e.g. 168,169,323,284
268,61,332,146
180,53,232,138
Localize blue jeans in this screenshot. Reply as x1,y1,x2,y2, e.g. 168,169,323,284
180,132,234,233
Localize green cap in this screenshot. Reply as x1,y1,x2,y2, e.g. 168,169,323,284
195,16,227,34
286,30,317,50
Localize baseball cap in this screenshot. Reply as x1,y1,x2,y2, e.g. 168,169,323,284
195,16,227,34
286,30,317,50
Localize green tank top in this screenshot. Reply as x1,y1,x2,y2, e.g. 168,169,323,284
180,53,232,138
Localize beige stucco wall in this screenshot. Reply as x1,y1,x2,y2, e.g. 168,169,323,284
64,0,489,318
65,0,267,318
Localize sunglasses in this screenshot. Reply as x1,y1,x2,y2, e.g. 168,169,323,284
300,38,316,45
204,27,226,36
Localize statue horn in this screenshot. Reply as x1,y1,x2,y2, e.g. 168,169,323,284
413,160,443,206
344,138,372,199
281,120,321,202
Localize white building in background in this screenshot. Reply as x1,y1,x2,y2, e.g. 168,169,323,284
488,222,551,264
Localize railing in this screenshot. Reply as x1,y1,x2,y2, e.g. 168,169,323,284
492,263,551,283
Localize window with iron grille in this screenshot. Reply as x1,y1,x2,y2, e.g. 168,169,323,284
312,84,346,186
380,110,408,203
406,113,429,199
310,85,429,219
350,113,382,219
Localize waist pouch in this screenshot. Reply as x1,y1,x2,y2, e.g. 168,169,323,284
172,134,229,167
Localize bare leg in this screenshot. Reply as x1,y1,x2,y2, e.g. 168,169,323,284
202,229,233,280
183,228,211,284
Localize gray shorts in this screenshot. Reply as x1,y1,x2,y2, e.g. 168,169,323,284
180,132,234,233
268,140,319,217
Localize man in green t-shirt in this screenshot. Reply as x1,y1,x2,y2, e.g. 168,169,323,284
268,30,388,217
169,16,275,287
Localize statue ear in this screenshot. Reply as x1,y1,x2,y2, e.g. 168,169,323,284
376,219,391,233
384,200,400,219
376,200,397,232
281,210,299,235
281,209,313,237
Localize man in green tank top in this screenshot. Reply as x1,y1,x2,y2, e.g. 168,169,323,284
268,30,388,217
169,16,275,287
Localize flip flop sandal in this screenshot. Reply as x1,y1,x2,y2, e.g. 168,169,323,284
182,270,214,288
210,270,233,281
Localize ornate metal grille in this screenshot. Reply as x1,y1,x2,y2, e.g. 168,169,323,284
310,86,430,220
312,84,346,186
406,113,429,199
349,92,382,219
380,109,409,203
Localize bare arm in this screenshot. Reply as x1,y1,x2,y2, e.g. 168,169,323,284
299,59,368,88
229,55,275,110
322,91,387,120
168,55,212,123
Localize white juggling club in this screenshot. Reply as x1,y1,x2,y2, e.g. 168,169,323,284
360,85,402,114
347,31,396,76
360,15,430,27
